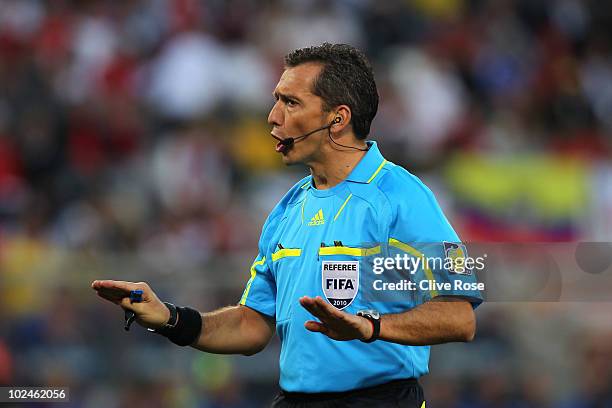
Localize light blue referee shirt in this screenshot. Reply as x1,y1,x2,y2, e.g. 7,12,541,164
239,141,483,393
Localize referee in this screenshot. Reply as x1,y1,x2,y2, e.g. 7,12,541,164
92,43,483,408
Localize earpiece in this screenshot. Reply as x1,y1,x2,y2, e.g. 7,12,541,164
326,116,369,152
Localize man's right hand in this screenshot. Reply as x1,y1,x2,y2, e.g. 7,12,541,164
91,280,170,330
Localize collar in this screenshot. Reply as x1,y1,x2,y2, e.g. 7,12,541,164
345,140,387,183
301,140,387,190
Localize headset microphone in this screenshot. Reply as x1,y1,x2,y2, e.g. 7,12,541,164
272,117,341,149
272,117,367,152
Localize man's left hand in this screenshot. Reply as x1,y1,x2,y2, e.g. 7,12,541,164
299,296,373,341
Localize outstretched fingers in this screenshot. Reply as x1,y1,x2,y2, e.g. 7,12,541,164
92,280,138,292
91,280,146,304
304,320,329,334
300,296,346,325
313,296,345,320
300,296,326,321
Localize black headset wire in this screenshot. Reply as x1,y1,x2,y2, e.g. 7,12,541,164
327,118,369,152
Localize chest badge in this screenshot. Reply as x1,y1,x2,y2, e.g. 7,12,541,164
321,261,359,310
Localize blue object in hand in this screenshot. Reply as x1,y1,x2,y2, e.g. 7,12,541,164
129,290,143,303
124,290,144,331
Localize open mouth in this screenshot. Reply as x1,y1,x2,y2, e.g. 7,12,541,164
275,140,288,153
272,133,289,154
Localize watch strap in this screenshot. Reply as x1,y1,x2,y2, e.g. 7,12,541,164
357,311,380,343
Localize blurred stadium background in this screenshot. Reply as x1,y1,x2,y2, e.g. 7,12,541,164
0,0,611,407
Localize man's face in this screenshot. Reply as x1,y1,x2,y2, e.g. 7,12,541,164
268,63,331,165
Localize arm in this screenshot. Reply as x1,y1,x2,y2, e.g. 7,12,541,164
193,305,275,355
91,280,275,355
378,297,475,345
300,295,475,345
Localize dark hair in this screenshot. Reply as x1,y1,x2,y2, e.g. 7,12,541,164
284,43,378,140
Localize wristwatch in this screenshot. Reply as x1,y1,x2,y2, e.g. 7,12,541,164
356,309,381,343
150,302,179,333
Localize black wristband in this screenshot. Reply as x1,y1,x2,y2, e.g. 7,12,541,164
155,305,202,346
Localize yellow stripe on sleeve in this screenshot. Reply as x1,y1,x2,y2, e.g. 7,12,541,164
388,238,438,298
240,256,266,305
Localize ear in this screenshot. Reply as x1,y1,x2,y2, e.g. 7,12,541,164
329,105,352,135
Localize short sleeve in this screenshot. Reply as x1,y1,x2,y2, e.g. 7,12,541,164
385,172,483,308
238,212,280,318
239,252,276,317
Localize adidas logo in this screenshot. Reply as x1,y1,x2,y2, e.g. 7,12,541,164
308,209,325,226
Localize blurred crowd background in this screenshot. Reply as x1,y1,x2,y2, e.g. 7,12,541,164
0,0,611,407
